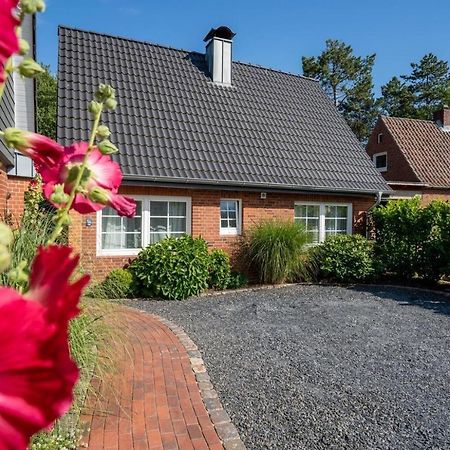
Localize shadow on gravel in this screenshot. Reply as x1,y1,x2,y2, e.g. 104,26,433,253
350,285,450,317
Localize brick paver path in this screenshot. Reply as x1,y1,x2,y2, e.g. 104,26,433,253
80,307,224,450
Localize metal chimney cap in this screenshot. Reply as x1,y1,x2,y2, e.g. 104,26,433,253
203,26,236,42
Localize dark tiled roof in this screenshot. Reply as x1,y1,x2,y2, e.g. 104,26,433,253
382,116,450,188
57,27,389,194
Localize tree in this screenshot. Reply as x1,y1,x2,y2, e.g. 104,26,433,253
403,53,449,119
302,39,377,142
36,64,57,140
379,54,450,119
379,76,416,118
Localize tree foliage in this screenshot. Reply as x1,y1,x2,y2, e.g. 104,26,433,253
302,39,377,141
36,64,57,140
379,54,450,119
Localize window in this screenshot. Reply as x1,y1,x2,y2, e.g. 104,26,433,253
295,202,352,244
294,204,320,243
7,152,35,177
220,199,241,235
149,199,187,243
97,196,191,256
100,201,142,253
377,133,384,144
373,152,387,172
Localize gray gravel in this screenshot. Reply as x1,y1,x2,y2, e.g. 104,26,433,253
126,285,450,450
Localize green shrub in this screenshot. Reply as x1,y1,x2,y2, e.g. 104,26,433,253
372,198,450,281
245,220,308,284
318,234,377,283
226,272,248,289
130,235,210,300
208,249,231,290
101,268,135,299
292,246,323,282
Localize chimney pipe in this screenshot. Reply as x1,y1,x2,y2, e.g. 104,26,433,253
433,105,450,130
204,26,235,86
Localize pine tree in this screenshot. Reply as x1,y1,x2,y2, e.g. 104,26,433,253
36,64,57,140
379,76,416,118
302,40,377,142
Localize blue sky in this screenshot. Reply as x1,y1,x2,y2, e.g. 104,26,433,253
38,0,450,95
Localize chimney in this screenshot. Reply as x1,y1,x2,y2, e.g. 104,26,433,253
204,26,236,86
433,105,450,131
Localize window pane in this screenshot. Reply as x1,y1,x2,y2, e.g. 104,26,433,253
336,206,348,218
150,201,167,216
220,210,228,219
308,230,319,244
376,154,387,168
102,217,121,233
126,233,141,248
325,205,336,218
325,218,336,232
169,218,186,233
134,202,142,216
337,218,347,231
124,217,142,233
307,205,319,217
102,234,123,249
169,202,186,216
221,219,228,228
150,217,167,232
150,232,167,244
229,219,237,228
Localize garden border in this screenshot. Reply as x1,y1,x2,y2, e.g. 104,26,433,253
151,313,247,450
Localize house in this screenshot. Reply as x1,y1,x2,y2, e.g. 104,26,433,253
0,14,37,222
57,26,389,278
366,109,450,203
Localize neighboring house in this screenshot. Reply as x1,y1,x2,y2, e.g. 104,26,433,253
0,15,37,222
366,109,450,203
57,26,389,278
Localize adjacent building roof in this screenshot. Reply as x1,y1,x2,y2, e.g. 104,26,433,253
57,26,389,194
381,116,450,188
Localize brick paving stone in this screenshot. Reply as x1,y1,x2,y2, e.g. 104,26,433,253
78,307,224,449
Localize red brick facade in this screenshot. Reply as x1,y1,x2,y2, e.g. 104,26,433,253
70,184,376,279
366,118,450,203
0,164,7,218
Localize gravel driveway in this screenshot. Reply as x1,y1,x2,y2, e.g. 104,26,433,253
127,285,450,450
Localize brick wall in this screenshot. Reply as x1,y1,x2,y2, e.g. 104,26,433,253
5,176,31,226
72,185,376,280
366,118,419,183
421,188,450,204
0,163,7,218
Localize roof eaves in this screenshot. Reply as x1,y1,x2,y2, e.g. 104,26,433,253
122,173,392,196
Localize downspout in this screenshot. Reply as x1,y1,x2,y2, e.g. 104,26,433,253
366,191,383,239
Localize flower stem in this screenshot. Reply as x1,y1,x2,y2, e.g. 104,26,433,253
47,105,103,245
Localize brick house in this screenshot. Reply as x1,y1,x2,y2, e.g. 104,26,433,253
366,109,450,204
0,15,37,224
56,25,389,278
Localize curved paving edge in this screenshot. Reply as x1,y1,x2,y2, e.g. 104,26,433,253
152,314,247,450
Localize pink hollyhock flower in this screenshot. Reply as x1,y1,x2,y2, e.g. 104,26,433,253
0,0,19,85
0,246,89,450
2,128,64,170
41,142,136,217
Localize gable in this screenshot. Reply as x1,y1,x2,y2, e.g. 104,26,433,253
57,27,389,194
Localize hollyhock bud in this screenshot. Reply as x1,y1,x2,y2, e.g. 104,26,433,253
18,38,30,55
18,57,44,77
36,0,46,11
19,0,46,14
88,100,102,116
96,124,111,139
97,139,118,155
88,186,109,205
50,184,70,206
1,128,64,169
8,260,28,285
0,222,13,247
104,97,118,110
95,83,115,102
0,244,11,273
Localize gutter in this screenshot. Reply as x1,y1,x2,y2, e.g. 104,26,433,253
123,174,392,197
366,191,383,239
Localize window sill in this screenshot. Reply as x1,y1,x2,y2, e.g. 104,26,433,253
96,249,141,257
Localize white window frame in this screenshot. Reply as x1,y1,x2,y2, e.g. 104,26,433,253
219,198,242,236
294,201,353,244
373,151,387,172
96,195,192,256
